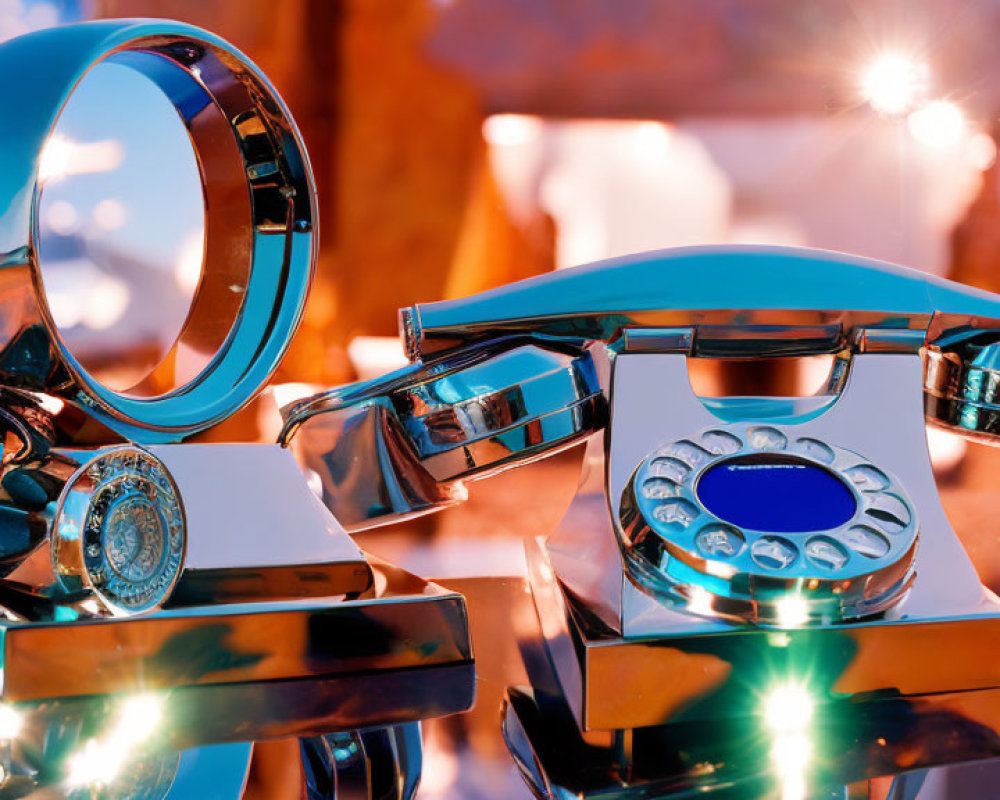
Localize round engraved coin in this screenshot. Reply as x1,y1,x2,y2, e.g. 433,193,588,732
53,447,185,615
104,495,167,583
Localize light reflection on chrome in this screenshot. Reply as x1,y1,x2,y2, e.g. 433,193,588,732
66,693,163,789
0,705,22,741
764,683,814,800
775,593,810,629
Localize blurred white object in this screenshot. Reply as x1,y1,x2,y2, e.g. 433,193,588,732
270,382,323,411
0,1,59,43
537,120,731,268
926,425,967,476
485,112,987,278
348,335,408,380
908,101,967,149
485,115,731,269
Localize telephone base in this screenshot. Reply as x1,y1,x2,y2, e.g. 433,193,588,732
0,558,474,791
502,683,1000,799
528,523,1000,733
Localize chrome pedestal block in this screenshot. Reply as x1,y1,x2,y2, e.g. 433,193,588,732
514,529,1000,789
0,559,474,798
525,518,1000,734
507,524,1000,798
505,356,1000,797
502,683,982,799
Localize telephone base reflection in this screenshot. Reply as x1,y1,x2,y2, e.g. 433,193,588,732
0,559,474,799
503,683,1000,799
510,529,1000,797
508,487,1000,796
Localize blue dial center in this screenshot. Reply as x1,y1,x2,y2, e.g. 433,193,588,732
696,454,856,533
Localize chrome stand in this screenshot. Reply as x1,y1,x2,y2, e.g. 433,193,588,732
302,723,422,800
0,554,472,798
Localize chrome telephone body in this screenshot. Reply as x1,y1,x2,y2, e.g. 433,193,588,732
285,245,1000,798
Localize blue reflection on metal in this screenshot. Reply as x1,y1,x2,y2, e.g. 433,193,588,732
406,245,1000,351
698,455,857,533
164,742,252,800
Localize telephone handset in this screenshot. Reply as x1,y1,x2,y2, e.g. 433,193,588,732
282,244,1000,626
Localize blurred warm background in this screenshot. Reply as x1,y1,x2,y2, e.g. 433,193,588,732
16,0,1000,399
9,1,1000,797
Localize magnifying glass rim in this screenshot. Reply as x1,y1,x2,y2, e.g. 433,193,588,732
1,19,317,441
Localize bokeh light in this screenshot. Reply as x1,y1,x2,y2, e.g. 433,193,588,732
907,101,967,149
764,683,815,800
764,684,814,733
482,113,544,147
860,53,929,116
38,134,125,184
0,705,23,741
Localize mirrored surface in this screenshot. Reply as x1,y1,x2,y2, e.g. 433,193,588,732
37,60,205,393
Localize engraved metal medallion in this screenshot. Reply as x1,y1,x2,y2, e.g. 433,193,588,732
53,447,186,615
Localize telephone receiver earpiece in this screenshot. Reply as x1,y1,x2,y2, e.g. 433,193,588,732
282,244,1000,529
280,340,606,529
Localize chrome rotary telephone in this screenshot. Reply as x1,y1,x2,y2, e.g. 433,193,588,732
285,245,1000,798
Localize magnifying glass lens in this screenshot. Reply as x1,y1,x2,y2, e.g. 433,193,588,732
37,60,206,394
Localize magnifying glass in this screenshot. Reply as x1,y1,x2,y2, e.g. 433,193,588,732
0,19,316,442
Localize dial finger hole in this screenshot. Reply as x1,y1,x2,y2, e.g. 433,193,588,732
804,536,849,570
795,437,835,464
695,525,745,558
652,498,699,528
750,536,798,570
701,430,741,455
648,457,691,483
664,440,713,468
641,477,681,499
864,493,910,533
842,525,891,558
844,464,890,493
747,426,788,451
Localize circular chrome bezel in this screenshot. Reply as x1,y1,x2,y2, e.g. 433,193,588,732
51,446,186,616
617,422,918,625
0,21,316,441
